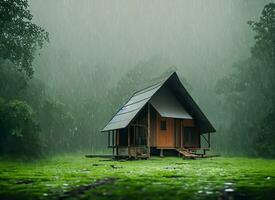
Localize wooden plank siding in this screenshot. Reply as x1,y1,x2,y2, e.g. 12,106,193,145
115,105,201,153
156,114,174,148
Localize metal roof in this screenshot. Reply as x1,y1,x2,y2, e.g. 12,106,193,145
102,72,216,133
101,79,166,131
149,84,192,119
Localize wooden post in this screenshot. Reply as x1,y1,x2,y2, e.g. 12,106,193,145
160,148,164,157
180,121,183,148
208,132,210,148
107,131,110,147
147,103,151,158
128,126,130,158
112,130,115,155
116,130,119,156
113,130,115,146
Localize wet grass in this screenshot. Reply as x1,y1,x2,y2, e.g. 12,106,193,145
0,156,275,200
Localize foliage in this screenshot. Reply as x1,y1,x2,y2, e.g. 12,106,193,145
248,3,275,65
0,61,29,101
38,100,76,153
216,3,275,157
0,156,275,200
0,61,78,155
0,0,79,156
0,0,49,77
0,99,40,156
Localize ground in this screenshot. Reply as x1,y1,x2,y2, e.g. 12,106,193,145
0,155,275,200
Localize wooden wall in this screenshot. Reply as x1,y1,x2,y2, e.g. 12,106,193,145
156,114,175,148
122,104,200,149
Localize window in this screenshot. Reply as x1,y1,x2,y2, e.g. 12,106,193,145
160,120,167,131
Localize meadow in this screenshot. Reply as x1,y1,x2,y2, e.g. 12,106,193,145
0,155,275,200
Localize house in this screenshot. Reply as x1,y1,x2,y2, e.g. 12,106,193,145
101,72,215,158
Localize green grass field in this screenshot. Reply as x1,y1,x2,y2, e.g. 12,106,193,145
0,155,275,200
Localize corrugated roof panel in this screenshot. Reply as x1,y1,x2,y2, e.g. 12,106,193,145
133,81,164,96
102,80,165,131
125,85,161,106
117,98,148,115
103,120,129,131
103,109,140,131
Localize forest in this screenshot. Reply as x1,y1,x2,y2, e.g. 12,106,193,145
0,0,275,200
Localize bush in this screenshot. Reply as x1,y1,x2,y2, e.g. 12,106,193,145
0,98,41,156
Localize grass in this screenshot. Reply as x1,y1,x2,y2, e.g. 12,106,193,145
0,155,275,200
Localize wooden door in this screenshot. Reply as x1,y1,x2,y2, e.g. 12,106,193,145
182,127,199,148
156,115,174,148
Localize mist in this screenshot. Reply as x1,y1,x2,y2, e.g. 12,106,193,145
1,0,274,155
25,0,270,154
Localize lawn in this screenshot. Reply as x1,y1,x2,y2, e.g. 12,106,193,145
0,155,275,200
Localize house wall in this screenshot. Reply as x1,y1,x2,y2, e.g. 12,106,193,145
115,104,200,152
156,114,175,148
153,117,200,149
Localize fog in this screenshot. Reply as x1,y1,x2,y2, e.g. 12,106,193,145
20,0,273,154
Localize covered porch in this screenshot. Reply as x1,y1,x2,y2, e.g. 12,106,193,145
107,104,151,159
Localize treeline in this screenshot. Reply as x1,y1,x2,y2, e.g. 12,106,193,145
0,0,94,156
215,3,275,157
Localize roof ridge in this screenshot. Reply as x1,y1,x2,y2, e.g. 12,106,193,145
133,71,175,96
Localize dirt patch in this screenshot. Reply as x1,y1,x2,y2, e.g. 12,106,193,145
59,177,116,199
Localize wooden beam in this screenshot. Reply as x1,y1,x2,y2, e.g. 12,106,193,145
133,123,136,146
147,103,151,158
116,130,119,156
112,130,114,146
112,130,115,155
107,131,110,147
208,132,210,148
180,120,183,148
128,126,130,158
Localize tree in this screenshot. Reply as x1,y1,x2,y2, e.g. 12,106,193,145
216,3,275,157
0,0,49,77
0,99,40,156
0,0,49,157
38,100,76,153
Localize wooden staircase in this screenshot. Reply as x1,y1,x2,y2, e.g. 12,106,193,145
176,148,199,159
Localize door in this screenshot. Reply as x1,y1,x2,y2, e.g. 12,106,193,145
156,115,174,147
183,127,199,148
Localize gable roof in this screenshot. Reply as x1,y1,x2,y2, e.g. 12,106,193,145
102,72,215,133
149,84,192,119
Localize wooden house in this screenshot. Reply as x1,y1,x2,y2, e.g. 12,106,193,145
102,72,215,158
